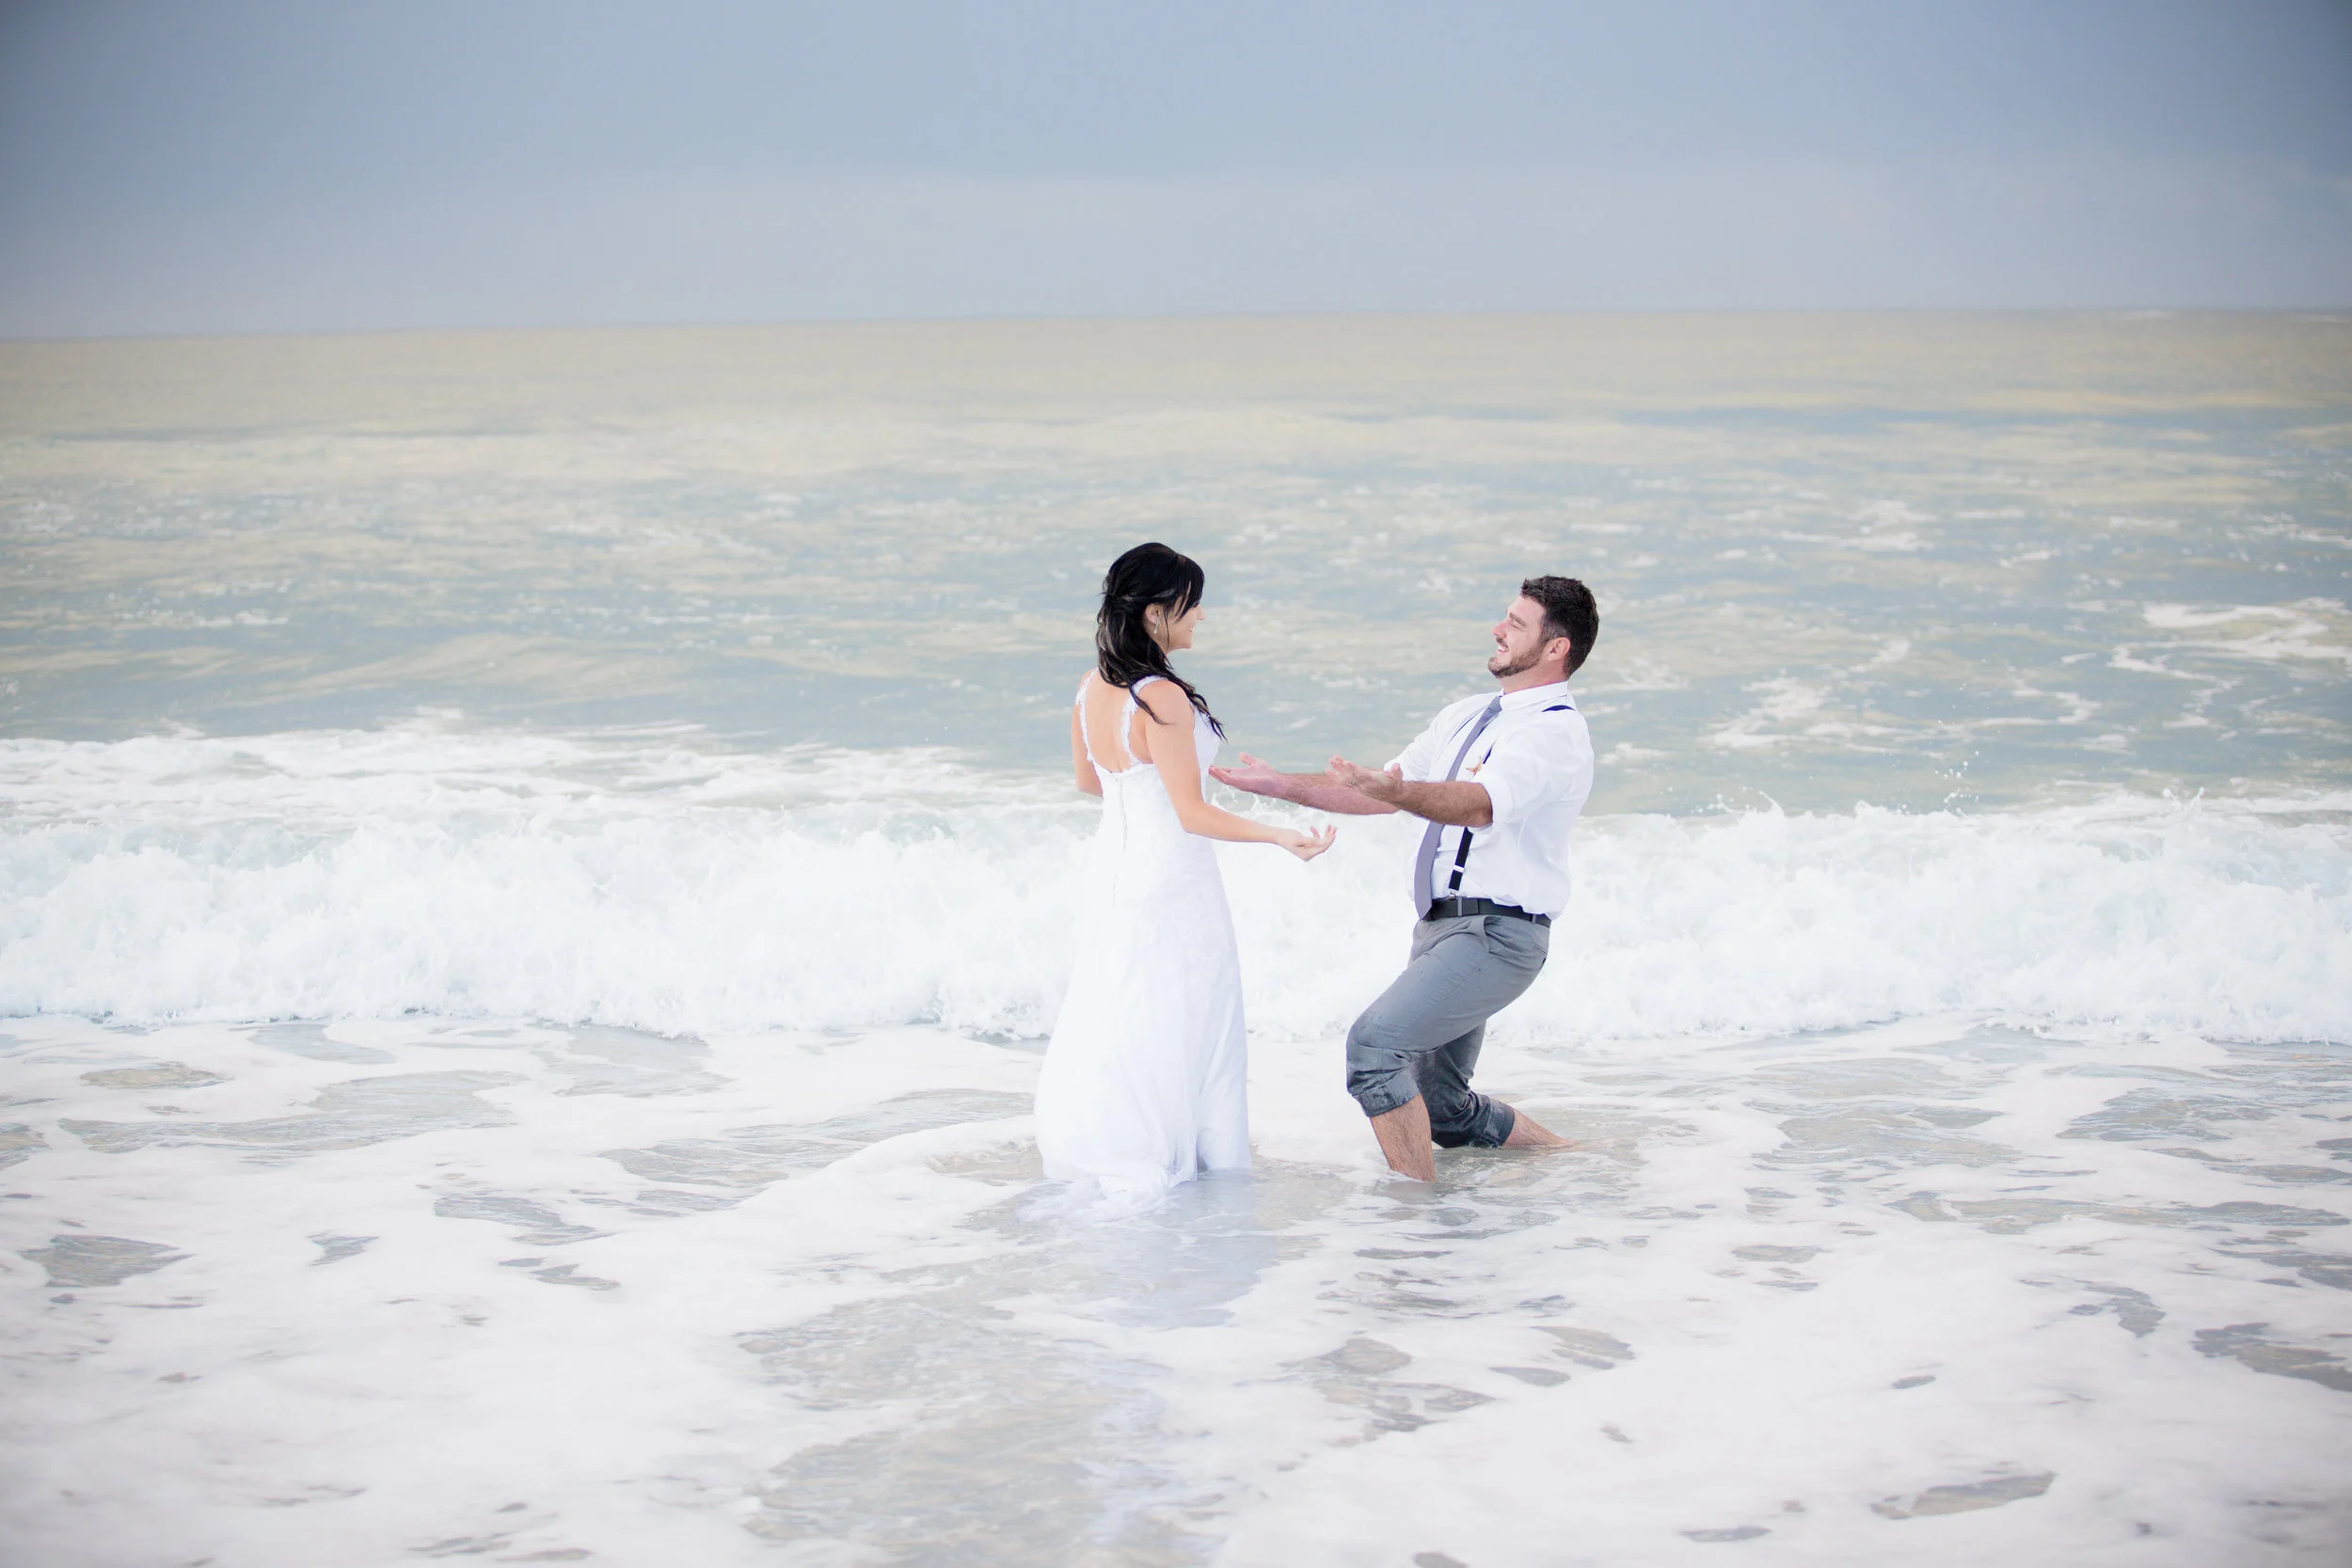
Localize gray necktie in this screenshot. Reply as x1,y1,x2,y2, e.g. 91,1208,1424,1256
1411,695,1504,915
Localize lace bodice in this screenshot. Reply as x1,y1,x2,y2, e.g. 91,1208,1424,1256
1076,673,1220,784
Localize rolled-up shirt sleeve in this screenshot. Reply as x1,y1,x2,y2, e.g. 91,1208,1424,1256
1387,708,1455,782
1476,714,1594,825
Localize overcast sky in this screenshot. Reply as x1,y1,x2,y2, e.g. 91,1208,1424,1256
2,0,2348,337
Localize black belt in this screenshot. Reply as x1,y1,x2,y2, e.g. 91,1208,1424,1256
1422,896,1550,927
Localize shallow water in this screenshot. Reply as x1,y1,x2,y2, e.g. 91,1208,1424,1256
3,314,2349,1562
1,1013,2346,1565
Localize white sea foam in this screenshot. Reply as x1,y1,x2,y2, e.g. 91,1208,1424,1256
2140,598,2352,665
6,727,2347,1048
5,1011,2347,1565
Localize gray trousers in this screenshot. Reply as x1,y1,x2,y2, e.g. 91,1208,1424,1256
1344,913,1549,1148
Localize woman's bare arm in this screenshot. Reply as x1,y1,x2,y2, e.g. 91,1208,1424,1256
1137,685,1334,859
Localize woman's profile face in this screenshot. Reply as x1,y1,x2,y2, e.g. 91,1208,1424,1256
1153,597,1206,651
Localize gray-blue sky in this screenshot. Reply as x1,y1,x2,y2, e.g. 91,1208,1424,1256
3,0,2347,336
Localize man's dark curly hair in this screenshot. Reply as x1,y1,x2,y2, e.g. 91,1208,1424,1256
1521,576,1598,676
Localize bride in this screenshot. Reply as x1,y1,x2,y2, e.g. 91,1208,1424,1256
1035,543,1335,1205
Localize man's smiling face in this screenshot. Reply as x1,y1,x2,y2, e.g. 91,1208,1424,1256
1487,594,1562,679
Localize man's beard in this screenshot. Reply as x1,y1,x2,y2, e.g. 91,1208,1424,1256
1486,641,1541,677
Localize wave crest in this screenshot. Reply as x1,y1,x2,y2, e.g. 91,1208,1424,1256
5,731,2346,1044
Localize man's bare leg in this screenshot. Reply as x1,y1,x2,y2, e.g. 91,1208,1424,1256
1502,1107,1576,1149
1369,1095,1437,1181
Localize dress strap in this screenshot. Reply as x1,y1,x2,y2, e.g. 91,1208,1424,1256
1128,675,1175,719
1077,671,1143,769
1113,675,1177,766
1075,672,1108,768
1117,680,1146,765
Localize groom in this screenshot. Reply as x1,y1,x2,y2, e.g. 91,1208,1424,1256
1212,576,1597,1180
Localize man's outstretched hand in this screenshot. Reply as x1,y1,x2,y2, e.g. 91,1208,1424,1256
1326,758,1490,825
1208,752,1286,798
1211,752,1402,816
1326,756,1406,805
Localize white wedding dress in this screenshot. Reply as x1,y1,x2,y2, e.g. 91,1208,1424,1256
1035,674,1249,1206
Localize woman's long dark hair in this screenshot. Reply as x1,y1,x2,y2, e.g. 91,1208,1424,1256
1094,542,1224,736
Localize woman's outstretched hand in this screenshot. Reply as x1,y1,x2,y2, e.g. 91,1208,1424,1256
1280,824,1339,863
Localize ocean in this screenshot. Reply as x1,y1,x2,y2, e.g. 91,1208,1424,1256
3,314,2348,1564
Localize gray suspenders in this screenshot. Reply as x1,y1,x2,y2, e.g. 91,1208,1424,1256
1438,702,1576,899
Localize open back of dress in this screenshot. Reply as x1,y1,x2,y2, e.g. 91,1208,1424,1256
1034,674,1249,1206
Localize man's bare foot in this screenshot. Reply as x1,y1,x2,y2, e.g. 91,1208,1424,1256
1369,1095,1437,1181
1502,1110,1577,1151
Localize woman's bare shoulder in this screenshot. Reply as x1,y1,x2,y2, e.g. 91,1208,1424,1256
1133,676,1192,722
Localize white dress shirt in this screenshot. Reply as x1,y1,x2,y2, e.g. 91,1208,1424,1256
1388,679,1595,918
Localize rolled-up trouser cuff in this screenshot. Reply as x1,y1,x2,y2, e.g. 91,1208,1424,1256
1345,1052,1422,1120
1431,1094,1518,1148
1343,914,1547,1149
1344,1041,1518,1148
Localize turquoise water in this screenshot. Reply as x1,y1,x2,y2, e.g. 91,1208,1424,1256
2,317,2349,1566
4,313,2345,815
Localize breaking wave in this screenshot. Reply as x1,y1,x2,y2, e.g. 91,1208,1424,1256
5,727,2347,1045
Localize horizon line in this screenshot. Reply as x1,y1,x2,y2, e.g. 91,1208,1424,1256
8,302,2352,350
